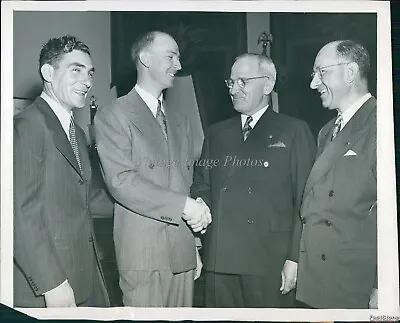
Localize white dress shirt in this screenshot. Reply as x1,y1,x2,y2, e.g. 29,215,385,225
340,92,372,128
135,84,165,117
241,105,269,129
40,92,72,140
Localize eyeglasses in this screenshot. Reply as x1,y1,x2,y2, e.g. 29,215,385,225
311,62,350,80
225,76,270,89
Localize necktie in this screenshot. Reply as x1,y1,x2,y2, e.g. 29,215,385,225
156,99,168,140
69,117,82,172
331,113,343,141
242,116,253,141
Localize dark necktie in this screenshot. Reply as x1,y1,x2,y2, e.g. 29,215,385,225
242,115,253,141
156,99,168,140
69,117,82,172
331,113,343,141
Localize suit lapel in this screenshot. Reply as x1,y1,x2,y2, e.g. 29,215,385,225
224,108,276,180
126,89,169,157
35,97,83,177
303,97,376,197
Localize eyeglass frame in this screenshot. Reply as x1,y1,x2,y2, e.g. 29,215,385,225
224,75,270,89
310,62,351,80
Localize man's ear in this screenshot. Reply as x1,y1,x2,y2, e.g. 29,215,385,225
346,62,359,84
263,78,275,96
138,51,150,68
40,64,54,83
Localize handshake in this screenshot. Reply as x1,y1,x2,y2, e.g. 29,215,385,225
183,197,212,234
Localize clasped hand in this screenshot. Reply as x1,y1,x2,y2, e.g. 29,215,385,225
183,197,212,233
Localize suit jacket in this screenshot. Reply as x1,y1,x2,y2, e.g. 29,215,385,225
94,88,196,275
296,97,377,309
14,97,108,307
191,108,316,277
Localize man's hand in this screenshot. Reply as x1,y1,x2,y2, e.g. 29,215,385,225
195,197,212,233
280,260,298,294
369,288,378,308
183,197,211,233
44,280,76,307
194,247,203,280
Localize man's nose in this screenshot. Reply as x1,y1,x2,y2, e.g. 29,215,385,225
229,80,241,95
310,73,321,90
175,58,182,70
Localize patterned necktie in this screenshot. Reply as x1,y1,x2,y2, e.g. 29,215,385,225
69,117,82,172
331,113,343,141
156,99,168,140
242,115,253,141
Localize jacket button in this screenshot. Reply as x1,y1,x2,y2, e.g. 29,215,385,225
328,190,334,197
247,218,254,224
321,254,326,261
325,220,331,226
248,187,252,194
222,187,227,191
78,179,84,185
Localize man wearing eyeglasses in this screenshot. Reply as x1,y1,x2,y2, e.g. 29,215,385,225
191,53,316,307
296,40,377,309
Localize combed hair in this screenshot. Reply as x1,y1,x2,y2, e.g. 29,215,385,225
336,40,370,79
39,34,90,70
235,53,277,81
130,30,166,67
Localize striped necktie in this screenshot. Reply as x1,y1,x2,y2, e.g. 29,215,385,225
69,117,82,172
331,113,343,141
242,115,253,141
156,99,168,140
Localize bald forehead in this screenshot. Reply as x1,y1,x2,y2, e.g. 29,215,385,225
314,42,340,67
232,56,260,74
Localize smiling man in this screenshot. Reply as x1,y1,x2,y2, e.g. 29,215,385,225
94,31,211,307
14,35,109,307
296,40,377,309
191,53,316,308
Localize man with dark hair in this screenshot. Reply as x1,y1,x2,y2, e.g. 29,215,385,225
14,35,109,307
191,53,316,308
94,30,211,307
296,40,377,309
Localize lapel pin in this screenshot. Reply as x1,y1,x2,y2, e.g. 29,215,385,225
268,135,273,139
263,161,269,168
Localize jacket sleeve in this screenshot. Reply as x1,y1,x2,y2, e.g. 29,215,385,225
94,106,187,225
14,116,66,296
190,129,212,208
287,121,317,262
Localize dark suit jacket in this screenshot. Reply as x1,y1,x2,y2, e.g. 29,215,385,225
191,108,316,278
94,89,196,276
296,97,377,309
14,97,108,307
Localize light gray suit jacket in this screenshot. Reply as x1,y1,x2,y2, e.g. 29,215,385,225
94,88,196,275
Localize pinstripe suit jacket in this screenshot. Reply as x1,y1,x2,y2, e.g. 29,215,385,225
94,88,196,276
13,97,104,307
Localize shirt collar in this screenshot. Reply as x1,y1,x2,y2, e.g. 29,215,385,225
241,105,269,128
40,91,72,139
135,84,164,118
340,93,372,128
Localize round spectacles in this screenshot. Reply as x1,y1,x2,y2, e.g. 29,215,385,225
225,76,270,89
310,62,350,80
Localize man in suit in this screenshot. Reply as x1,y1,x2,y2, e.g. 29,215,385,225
14,35,109,307
94,31,211,307
191,53,316,307
296,40,377,309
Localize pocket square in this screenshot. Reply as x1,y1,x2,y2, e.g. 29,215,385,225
344,149,357,156
268,141,286,148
